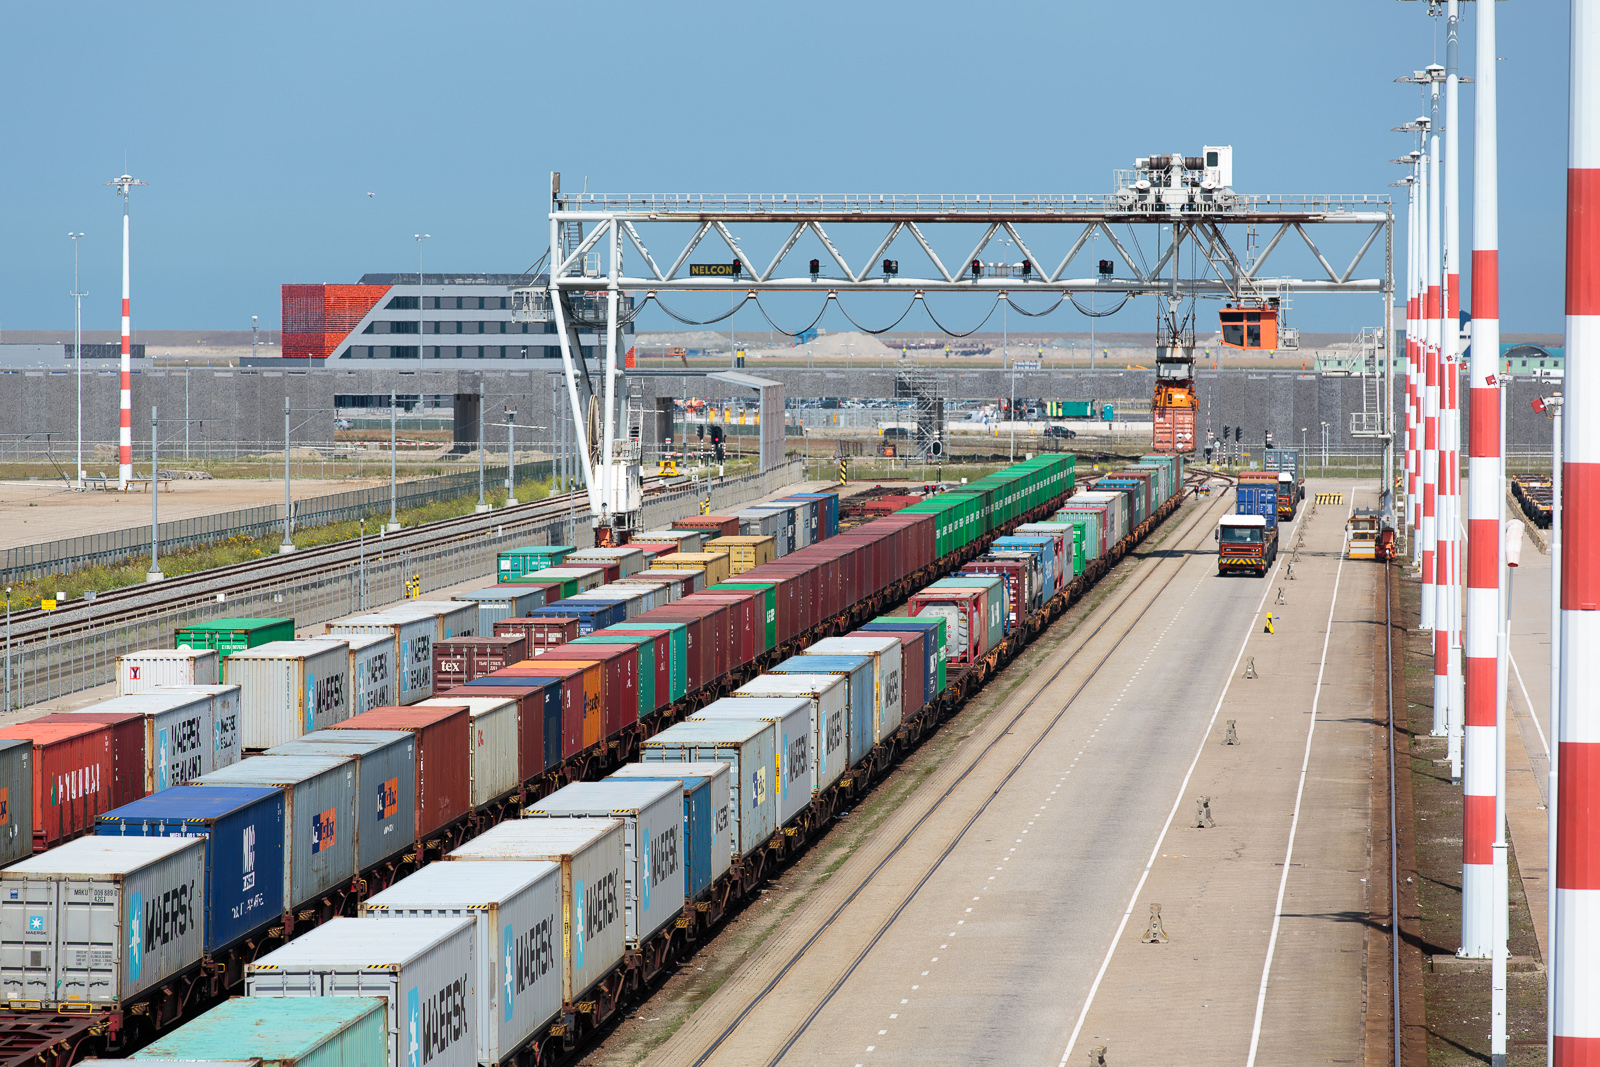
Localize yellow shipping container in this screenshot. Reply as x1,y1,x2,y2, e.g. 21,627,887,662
705,535,777,575
650,551,732,586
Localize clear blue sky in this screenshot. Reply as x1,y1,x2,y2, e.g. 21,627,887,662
0,1,1568,338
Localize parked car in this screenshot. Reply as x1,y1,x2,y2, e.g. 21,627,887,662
1044,425,1077,440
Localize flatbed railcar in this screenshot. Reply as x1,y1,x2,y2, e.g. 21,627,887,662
0,458,1084,1065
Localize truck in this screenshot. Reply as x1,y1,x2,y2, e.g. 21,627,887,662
1216,514,1278,576
1263,448,1305,520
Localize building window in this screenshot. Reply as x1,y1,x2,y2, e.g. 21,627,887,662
362,322,379,334
391,345,419,359
390,320,419,334
386,296,419,310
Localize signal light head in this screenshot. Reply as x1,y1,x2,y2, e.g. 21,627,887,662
882,259,898,276
731,259,742,275
809,258,820,276
971,260,983,278
1098,259,1114,276
1020,260,1032,277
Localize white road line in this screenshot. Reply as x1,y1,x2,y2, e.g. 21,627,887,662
1243,489,1355,1067
1054,535,1287,1067
1508,649,1549,757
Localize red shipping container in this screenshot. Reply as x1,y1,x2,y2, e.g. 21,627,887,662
753,565,813,635
332,705,471,840
441,682,549,781
534,648,636,739
687,594,757,668
910,586,988,665
962,559,1029,625
547,560,620,585
488,665,588,758
672,515,741,537
433,634,529,688
30,711,146,810
0,720,116,851
603,631,669,711
654,602,728,682
497,616,580,656
735,569,801,645
627,614,707,692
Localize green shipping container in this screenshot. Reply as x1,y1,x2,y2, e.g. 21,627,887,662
132,995,388,1065
710,582,778,652
607,621,688,701
503,569,580,598
869,614,948,692
497,544,576,581
174,617,295,661
574,632,661,714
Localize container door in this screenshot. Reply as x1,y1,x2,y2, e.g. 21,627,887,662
56,877,118,1004
0,879,56,1002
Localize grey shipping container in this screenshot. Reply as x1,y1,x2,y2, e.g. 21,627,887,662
189,755,356,910
805,635,905,743
130,994,387,1066
640,720,776,859
402,601,479,640
261,731,416,872
327,614,436,706
117,648,219,696
606,761,732,889
0,835,205,1007
568,546,645,575
74,691,218,793
246,916,476,1067
417,696,520,808
523,780,683,945
155,684,243,772
362,861,563,1064
732,673,847,795
689,697,814,828
306,634,394,717
0,740,32,868
226,641,353,750
444,818,625,1006
451,588,542,635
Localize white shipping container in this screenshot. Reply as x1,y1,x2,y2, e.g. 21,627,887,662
156,683,243,770
569,546,645,576
116,648,219,696
327,614,435,706
246,917,476,1067
807,636,904,743
74,690,217,792
606,761,732,886
445,818,625,1006
641,720,776,859
418,696,520,807
226,641,352,749
690,697,814,828
306,633,394,716
0,836,205,1007
403,601,479,640
362,861,563,1064
523,781,684,945
731,673,847,794
633,530,703,552
617,578,678,604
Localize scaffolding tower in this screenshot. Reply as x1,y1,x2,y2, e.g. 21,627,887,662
894,360,947,461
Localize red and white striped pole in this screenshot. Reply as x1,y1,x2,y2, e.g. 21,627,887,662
1407,170,1421,539
1555,0,1599,1060
1423,102,1441,642
1461,0,1502,961
107,174,145,490
1443,33,1466,781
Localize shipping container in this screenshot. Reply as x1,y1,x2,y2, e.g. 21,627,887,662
497,545,575,582
484,663,591,758
961,557,1037,626
532,647,635,737
246,916,477,1067
772,497,820,546
627,568,705,595
790,492,840,538
69,690,218,793
432,634,528,690
442,681,560,779
606,623,690,700
631,529,704,552
131,994,388,1067
418,696,519,807
117,648,219,696
606,762,731,896
731,674,847,794
225,641,353,749
451,587,545,633
0,741,32,868
330,706,471,841
259,731,415,873
545,562,615,587
911,577,1004,665
0,835,205,1006
494,615,579,657
0,720,115,851
859,617,946,698
27,711,145,812
991,535,1060,597
641,720,776,859
703,535,776,574
362,861,562,1063
738,507,793,555
188,754,355,909
689,698,813,827
568,546,646,576
671,515,740,537
96,784,286,952
303,634,393,717
802,636,904,744
502,570,581,598
875,628,928,717
524,780,683,945
443,818,626,1006
529,601,626,637
576,632,668,713
768,656,875,767
176,619,295,663
402,601,480,640
649,552,731,587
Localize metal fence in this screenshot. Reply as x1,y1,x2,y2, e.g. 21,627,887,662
1,463,552,583
0,459,802,711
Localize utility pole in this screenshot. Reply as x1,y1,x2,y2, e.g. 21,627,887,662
69,232,86,487
387,391,400,532
252,315,259,361
281,398,295,553
415,234,430,359
475,386,489,512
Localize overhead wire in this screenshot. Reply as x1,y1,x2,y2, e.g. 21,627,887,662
750,294,833,339
831,295,922,335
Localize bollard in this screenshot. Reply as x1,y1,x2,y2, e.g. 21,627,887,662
1087,1047,1108,1067
1263,612,1275,634
1223,719,1240,745
1140,903,1170,943
1244,657,1258,679
1286,561,1297,581
1275,587,1285,605
1193,796,1216,828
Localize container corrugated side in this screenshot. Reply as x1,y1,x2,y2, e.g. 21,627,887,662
769,656,874,768
0,741,31,868
418,696,519,808
188,755,355,911
246,916,476,1067
96,784,286,953
155,684,243,771
328,614,435,706
261,731,415,873
640,720,776,858
731,674,846,795
0,836,205,1007
226,641,352,750
306,633,394,717
116,649,219,696
605,762,731,893
405,601,480,640
362,861,562,1062
444,818,625,1006
523,780,683,945
130,994,388,1066
689,698,813,828
75,691,215,793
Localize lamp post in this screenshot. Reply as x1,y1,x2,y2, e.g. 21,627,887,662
282,398,295,553
475,388,490,512
387,391,400,532
252,315,259,361
415,234,430,359
148,406,163,581
505,410,518,506
4,587,10,712
69,232,86,487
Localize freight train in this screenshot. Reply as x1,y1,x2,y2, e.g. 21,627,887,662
0,454,1189,1066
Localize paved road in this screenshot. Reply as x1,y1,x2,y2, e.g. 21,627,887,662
647,478,1381,1067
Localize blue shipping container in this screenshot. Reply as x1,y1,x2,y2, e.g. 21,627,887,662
858,620,939,705
603,771,714,897
991,536,1059,596
531,601,626,635
96,785,286,953
770,654,874,767
1236,485,1280,529
791,492,840,538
